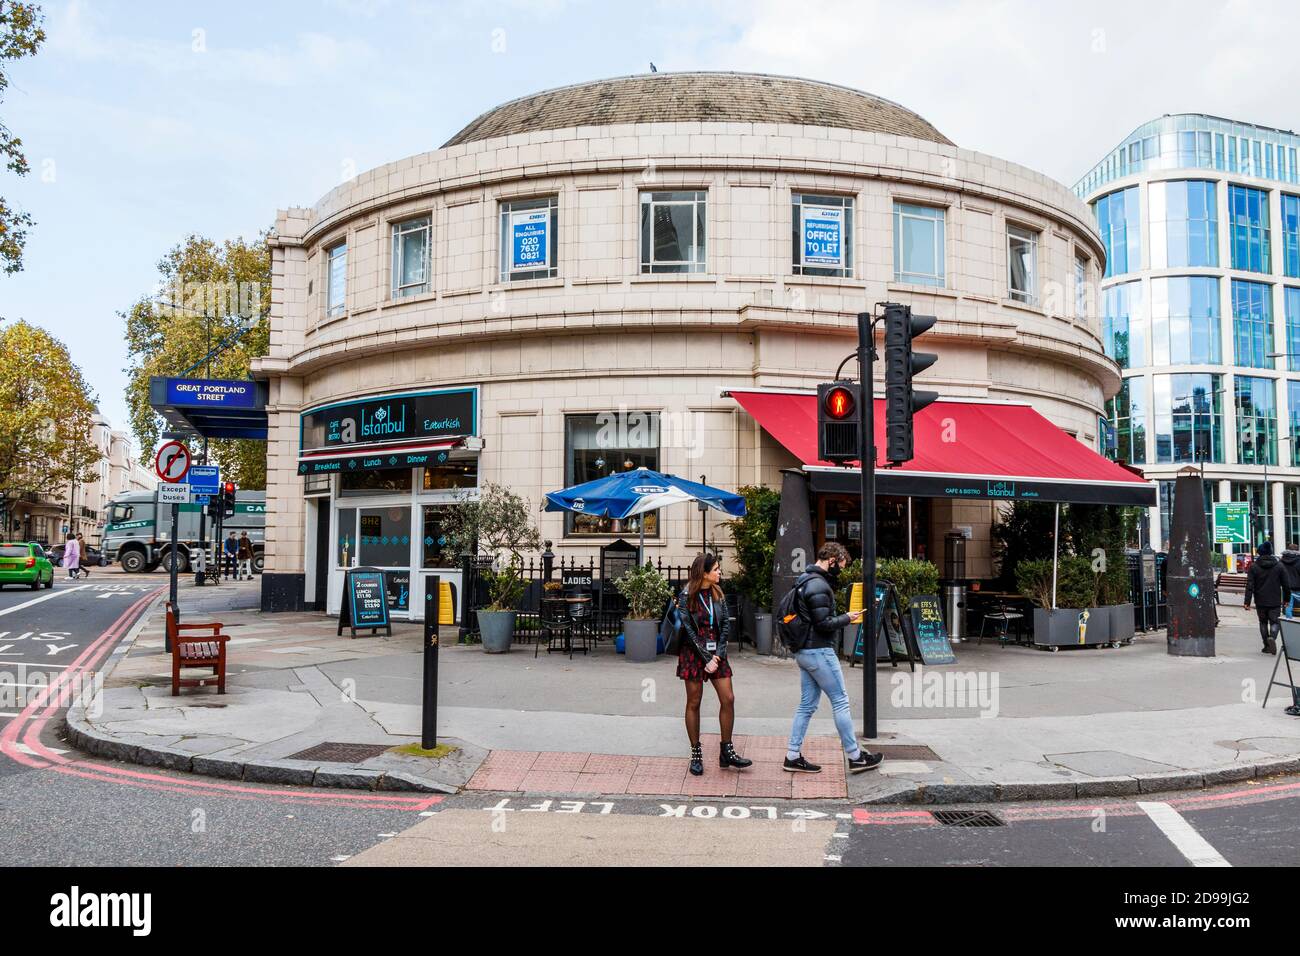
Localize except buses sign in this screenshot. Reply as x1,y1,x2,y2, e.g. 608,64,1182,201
1213,502,1251,545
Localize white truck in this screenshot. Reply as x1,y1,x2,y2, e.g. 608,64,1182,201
101,489,266,574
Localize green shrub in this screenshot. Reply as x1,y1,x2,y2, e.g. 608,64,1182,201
725,485,780,611
615,562,674,620
878,558,940,610
1016,555,1098,609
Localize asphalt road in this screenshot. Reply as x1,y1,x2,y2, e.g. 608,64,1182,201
1,577,1299,871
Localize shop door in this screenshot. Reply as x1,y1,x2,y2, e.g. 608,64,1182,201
314,503,330,610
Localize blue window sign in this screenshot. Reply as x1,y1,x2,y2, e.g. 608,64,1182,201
801,204,844,268
511,209,550,272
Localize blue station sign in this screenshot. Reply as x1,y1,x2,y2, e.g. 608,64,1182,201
164,378,260,408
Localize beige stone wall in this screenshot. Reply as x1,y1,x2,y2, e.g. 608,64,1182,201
254,117,1121,578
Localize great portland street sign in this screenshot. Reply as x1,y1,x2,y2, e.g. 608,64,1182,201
1213,501,1251,545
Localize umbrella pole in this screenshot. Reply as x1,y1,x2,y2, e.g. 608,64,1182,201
639,520,645,567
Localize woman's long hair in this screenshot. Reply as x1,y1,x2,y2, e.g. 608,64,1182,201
686,552,723,609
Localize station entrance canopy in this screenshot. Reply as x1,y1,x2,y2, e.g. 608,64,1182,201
726,390,1156,507
149,376,269,441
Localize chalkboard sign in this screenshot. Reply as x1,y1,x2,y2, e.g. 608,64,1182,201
851,584,915,669
909,594,956,665
385,570,411,612
338,566,392,638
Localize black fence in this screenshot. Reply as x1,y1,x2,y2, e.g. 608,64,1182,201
460,552,695,646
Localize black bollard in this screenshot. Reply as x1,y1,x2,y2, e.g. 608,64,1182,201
422,575,440,749
1166,469,1216,656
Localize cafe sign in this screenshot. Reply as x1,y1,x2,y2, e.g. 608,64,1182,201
300,387,477,453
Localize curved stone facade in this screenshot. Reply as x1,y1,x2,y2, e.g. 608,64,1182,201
255,73,1113,609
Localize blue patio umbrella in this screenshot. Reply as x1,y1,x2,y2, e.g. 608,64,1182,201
544,467,747,563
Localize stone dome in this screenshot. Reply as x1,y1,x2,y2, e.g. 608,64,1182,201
443,71,953,148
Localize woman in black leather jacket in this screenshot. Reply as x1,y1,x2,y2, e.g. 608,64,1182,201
674,553,752,776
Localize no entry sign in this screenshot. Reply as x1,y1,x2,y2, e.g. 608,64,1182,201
154,440,192,484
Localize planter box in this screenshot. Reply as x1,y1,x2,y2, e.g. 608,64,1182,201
624,619,660,663
1032,607,1112,648
477,610,516,653
1109,603,1135,644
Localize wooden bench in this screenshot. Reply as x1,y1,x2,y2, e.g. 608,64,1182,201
166,601,229,696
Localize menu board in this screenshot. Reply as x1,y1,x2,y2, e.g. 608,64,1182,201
909,594,956,665
385,570,411,612
853,584,911,663
338,567,392,637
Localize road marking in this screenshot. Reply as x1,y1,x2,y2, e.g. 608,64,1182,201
1138,801,1231,867
0,586,92,620
14,742,66,756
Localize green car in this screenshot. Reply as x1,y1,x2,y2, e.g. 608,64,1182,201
0,542,54,590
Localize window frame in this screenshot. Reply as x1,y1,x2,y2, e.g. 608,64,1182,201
792,192,854,279
1006,224,1039,304
499,195,559,282
390,215,432,299
639,190,707,274
563,412,661,537
892,201,945,288
325,241,348,317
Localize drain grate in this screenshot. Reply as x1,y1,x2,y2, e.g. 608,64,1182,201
873,744,941,761
931,809,1006,828
287,742,392,763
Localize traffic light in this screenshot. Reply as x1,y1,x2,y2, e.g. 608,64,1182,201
883,303,939,464
221,481,237,518
817,381,862,464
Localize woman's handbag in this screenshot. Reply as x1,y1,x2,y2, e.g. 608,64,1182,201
660,596,683,655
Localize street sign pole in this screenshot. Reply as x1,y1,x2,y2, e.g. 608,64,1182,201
168,502,179,645
423,575,440,749
858,309,878,740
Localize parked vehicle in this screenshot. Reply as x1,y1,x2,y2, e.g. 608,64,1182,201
101,489,265,574
47,543,109,568
0,542,54,590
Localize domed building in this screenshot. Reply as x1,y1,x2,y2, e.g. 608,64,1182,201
253,72,1153,617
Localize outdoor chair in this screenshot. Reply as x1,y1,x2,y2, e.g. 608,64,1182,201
538,596,575,658
977,602,1023,646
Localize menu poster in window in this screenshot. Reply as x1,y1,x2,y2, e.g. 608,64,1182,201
510,209,550,272
338,567,392,638
801,204,844,268
385,570,411,612
909,594,957,665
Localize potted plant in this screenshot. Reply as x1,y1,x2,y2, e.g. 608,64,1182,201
1068,504,1137,646
441,482,542,653
1016,556,1111,649
615,562,673,662
725,486,779,654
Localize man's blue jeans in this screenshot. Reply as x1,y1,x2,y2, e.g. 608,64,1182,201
787,646,860,758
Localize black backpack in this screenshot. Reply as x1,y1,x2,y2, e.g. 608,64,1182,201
776,576,814,653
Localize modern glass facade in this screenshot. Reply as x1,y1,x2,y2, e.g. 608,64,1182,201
1229,185,1271,273
1105,376,1146,464
1282,193,1300,278
1149,180,1217,268
1235,376,1277,466
1232,279,1274,369
1150,276,1219,365
1153,373,1223,464
1102,281,1145,369
1094,187,1140,277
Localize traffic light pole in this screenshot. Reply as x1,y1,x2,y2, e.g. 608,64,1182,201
857,310,878,740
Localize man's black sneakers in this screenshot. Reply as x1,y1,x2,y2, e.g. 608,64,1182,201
1264,640,1278,654
847,751,884,774
783,755,822,774
1286,704,1300,717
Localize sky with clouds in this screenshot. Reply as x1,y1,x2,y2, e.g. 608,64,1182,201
3,0,1299,446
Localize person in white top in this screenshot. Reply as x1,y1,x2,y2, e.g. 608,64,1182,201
63,532,80,580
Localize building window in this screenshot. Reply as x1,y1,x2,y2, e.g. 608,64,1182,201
1285,287,1300,373
1102,281,1146,368
1290,381,1300,466
1229,184,1271,273
792,193,854,278
422,505,459,568
640,191,706,274
339,469,414,496
1286,485,1300,549
1153,373,1223,464
1007,224,1038,303
891,202,943,286
1149,181,1218,269
1282,194,1300,278
357,507,411,567
1094,187,1141,276
1106,376,1146,464
1235,375,1278,466
1074,256,1089,322
499,196,558,281
1150,276,1220,366
564,412,659,536
326,242,347,317
421,459,478,491
1232,279,1274,369
391,216,431,298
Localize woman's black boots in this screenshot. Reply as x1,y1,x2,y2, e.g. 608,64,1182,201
689,744,704,776
720,741,752,769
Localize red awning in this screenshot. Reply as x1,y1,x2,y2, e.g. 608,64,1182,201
728,390,1156,506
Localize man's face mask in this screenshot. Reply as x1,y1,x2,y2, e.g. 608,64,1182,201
826,560,842,583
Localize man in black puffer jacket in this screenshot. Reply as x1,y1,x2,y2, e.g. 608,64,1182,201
783,542,883,776
1245,541,1288,655
1280,545,1300,619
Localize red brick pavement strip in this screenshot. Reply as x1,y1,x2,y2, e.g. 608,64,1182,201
465,735,848,798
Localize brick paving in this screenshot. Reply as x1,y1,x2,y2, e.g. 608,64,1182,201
467,733,849,799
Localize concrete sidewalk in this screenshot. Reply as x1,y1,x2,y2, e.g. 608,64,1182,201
65,593,1300,803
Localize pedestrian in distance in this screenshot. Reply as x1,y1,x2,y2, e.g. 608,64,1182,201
62,532,79,581
779,541,883,775
75,532,90,578
1245,540,1288,655
237,532,254,580
223,531,238,580
672,552,751,777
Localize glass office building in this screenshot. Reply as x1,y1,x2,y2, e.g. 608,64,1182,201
1078,114,1300,557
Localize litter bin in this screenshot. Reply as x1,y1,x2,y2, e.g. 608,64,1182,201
943,583,966,642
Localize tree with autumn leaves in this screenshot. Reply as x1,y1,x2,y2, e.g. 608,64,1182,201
0,321,102,530
124,233,271,488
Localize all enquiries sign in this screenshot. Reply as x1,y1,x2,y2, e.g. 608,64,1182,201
510,208,551,272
